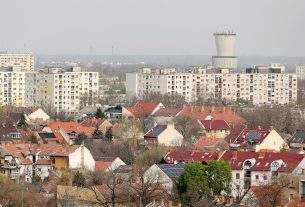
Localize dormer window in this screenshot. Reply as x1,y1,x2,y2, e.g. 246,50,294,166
244,160,252,170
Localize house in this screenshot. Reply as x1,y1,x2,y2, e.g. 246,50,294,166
195,137,229,152
178,105,245,126
197,119,231,138
290,129,305,149
2,106,49,124
151,107,182,124
144,123,183,146
95,157,126,172
43,122,94,144
144,163,185,193
104,105,125,120
0,123,21,143
125,102,165,119
163,149,220,164
26,108,50,122
0,143,95,182
57,185,105,207
220,151,305,199
80,118,113,134
229,127,288,152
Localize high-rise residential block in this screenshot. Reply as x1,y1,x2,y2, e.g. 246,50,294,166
126,67,297,105
0,54,34,71
296,65,305,80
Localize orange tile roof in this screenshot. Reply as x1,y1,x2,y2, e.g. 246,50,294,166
179,106,245,125
195,137,222,150
48,121,94,138
95,161,112,172
125,102,161,118
80,118,106,127
2,143,80,157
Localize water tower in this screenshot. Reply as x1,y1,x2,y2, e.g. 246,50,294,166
212,31,238,70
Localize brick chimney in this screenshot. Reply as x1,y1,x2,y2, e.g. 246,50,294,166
232,151,238,159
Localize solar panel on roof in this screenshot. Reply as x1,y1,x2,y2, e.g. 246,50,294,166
245,131,261,139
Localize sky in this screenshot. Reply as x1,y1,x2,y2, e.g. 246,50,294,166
0,0,305,56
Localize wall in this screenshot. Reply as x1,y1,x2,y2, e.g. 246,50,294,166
158,125,183,146
144,164,173,193
68,145,95,171
54,156,68,170
256,130,287,152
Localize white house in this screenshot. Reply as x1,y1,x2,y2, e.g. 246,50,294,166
25,108,50,122
220,151,305,199
144,123,183,146
144,163,185,194
229,128,288,152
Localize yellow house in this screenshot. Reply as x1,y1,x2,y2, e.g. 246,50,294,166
197,119,231,138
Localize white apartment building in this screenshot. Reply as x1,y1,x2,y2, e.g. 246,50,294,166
26,67,99,114
0,54,34,71
0,67,27,107
126,67,297,105
0,67,98,113
296,65,305,80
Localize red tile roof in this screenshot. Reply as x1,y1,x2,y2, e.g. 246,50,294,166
179,106,245,126
125,102,161,118
164,149,220,164
220,151,304,172
195,137,222,150
230,129,270,147
153,107,182,117
198,119,230,130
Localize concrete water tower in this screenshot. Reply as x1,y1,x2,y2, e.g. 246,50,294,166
212,31,238,70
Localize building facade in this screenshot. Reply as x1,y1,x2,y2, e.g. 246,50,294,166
26,67,99,114
126,68,297,105
0,54,34,71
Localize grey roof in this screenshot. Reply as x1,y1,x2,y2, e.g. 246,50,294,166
114,165,133,173
194,197,243,207
38,132,56,139
144,125,167,138
157,163,185,179
104,105,122,113
291,130,305,144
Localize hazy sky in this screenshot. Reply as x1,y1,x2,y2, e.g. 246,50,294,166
1,0,305,56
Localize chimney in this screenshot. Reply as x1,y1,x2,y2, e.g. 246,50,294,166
269,126,274,131
190,106,194,112
211,106,215,113
258,151,265,159
167,123,175,129
232,151,238,159
200,106,204,112
222,106,226,113
258,125,261,130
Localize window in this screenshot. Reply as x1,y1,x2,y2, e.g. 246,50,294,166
263,175,267,180
236,173,240,179
256,175,259,180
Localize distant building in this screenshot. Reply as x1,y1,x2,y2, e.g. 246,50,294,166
296,65,305,80
0,54,34,71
